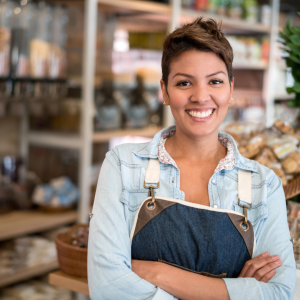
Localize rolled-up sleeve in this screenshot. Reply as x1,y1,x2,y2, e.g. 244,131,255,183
223,172,296,300
88,150,177,300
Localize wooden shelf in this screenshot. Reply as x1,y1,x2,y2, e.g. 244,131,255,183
93,126,163,143
27,127,162,147
0,210,77,242
97,0,170,14
0,260,59,288
49,270,89,296
181,9,270,34
233,61,268,70
28,132,81,149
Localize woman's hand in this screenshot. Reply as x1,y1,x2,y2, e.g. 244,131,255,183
239,252,282,282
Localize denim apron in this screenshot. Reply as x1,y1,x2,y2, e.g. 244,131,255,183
131,159,256,278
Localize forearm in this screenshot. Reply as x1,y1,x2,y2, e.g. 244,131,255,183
140,262,229,300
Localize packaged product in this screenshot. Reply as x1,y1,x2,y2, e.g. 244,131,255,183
254,147,277,166
282,152,300,174
266,163,287,186
273,142,296,160
274,119,294,134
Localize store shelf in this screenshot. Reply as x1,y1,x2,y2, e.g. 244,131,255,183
181,9,270,34
49,270,89,296
233,61,268,70
93,126,163,143
0,260,59,289
27,127,162,147
28,132,81,149
274,93,295,100
97,0,170,14
96,0,270,34
233,89,263,97
0,210,77,242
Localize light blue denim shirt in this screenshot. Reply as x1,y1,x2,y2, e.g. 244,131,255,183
88,125,296,300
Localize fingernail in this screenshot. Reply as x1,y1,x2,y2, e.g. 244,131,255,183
262,252,269,257
272,255,279,261
275,260,282,265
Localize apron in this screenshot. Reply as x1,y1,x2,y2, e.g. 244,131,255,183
131,159,256,278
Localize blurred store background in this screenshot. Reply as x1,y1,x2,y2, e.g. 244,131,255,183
1,0,300,299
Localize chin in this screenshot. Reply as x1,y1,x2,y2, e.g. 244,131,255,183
186,124,219,137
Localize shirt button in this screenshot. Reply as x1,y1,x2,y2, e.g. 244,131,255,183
213,204,218,209
212,179,216,184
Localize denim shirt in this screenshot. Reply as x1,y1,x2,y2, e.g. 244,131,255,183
88,125,296,300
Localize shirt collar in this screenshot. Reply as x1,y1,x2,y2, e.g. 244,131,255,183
133,125,258,174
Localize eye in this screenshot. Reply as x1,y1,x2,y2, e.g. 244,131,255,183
176,81,191,87
210,79,224,85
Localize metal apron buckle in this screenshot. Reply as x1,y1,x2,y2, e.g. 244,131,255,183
144,181,159,204
238,198,252,231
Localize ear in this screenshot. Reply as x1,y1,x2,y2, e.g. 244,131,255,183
230,77,234,99
160,79,170,105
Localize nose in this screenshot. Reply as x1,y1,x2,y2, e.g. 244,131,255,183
189,84,211,104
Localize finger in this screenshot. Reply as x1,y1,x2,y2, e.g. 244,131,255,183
260,269,276,283
239,253,270,277
244,255,279,278
254,260,282,281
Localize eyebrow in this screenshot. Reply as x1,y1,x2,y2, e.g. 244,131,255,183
172,71,226,79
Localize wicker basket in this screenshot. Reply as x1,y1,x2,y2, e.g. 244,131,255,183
39,203,76,213
55,224,88,277
284,175,300,200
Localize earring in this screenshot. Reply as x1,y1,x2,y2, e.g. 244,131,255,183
230,97,234,104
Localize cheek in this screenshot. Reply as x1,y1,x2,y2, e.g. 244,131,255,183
214,90,230,107
168,90,189,110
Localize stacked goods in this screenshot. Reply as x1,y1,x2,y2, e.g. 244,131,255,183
0,280,72,300
181,0,271,24
225,120,300,187
0,236,56,278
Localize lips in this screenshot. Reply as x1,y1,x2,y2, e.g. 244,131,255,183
186,109,215,119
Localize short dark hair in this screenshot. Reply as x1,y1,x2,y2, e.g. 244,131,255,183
162,17,233,87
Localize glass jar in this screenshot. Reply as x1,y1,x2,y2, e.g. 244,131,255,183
0,0,14,77
29,1,52,78
48,5,68,79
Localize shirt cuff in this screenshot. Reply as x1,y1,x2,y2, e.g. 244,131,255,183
223,278,264,300
152,287,178,300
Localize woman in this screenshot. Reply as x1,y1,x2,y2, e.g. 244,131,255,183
88,18,295,300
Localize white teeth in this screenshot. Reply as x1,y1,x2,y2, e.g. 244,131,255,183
187,109,213,119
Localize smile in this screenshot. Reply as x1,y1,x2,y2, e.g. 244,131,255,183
186,109,214,119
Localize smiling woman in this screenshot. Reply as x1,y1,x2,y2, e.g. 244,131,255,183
88,18,296,300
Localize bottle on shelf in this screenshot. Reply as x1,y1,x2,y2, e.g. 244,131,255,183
125,75,150,129
48,5,68,79
9,0,35,78
217,0,229,16
194,0,208,11
29,1,52,78
94,80,122,131
242,0,258,23
228,0,243,19
207,0,220,14
182,0,195,10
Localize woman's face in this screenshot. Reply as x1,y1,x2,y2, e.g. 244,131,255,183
161,50,234,138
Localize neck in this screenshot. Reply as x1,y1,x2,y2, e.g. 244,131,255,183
165,126,226,164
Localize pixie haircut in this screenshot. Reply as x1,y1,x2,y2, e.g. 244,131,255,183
162,17,233,87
